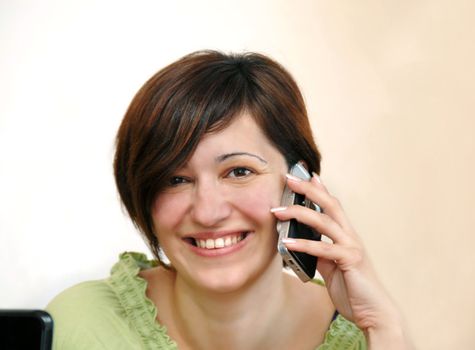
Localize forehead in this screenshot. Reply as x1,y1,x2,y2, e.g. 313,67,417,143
189,113,284,163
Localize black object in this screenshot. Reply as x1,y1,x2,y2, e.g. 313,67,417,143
286,191,322,279
0,310,53,350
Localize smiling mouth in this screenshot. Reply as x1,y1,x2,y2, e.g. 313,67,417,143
185,232,249,250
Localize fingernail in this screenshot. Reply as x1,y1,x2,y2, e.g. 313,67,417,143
281,238,297,244
286,173,302,182
311,172,321,184
270,206,287,213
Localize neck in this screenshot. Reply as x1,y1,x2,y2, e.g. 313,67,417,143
171,255,291,350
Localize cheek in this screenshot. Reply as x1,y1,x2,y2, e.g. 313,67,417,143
151,193,188,234
232,180,283,224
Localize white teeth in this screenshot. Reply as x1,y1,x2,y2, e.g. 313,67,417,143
215,238,225,248
205,239,214,249
195,233,246,250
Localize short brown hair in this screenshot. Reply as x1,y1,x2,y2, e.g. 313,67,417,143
114,50,321,259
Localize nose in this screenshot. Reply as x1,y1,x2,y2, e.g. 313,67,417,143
190,180,232,227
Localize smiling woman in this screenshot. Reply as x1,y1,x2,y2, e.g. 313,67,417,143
113,51,321,262
150,113,288,295
46,51,412,349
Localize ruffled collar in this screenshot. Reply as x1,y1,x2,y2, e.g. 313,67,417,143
108,252,365,350
109,252,178,350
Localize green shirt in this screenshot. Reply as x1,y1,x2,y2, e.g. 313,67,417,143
47,252,366,349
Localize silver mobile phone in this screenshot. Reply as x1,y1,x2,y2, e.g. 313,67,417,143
277,163,322,282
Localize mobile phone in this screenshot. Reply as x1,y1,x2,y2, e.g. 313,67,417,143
0,309,53,350
277,163,322,282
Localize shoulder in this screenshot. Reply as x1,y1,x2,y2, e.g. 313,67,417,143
47,279,115,311
46,279,117,330
283,273,366,349
46,279,141,350
46,252,175,350
45,253,149,350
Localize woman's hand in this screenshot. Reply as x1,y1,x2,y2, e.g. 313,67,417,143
271,173,412,349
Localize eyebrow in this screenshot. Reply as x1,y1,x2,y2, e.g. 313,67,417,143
215,152,268,164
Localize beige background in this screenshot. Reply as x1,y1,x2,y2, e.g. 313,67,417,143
1,1,474,348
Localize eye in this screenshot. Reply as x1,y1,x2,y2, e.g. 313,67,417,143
168,176,189,186
227,167,253,178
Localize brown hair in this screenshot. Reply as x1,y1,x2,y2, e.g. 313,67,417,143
114,50,321,260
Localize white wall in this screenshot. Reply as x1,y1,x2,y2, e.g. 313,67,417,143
1,1,474,348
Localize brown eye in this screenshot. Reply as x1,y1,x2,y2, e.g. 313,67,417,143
227,167,252,178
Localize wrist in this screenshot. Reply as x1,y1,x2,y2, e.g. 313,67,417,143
364,312,413,350
365,324,408,350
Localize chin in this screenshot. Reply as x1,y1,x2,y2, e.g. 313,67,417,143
187,254,280,295
190,266,258,294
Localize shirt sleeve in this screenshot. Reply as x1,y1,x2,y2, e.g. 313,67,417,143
317,314,367,350
46,280,142,350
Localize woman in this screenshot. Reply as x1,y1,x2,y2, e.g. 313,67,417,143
47,51,411,349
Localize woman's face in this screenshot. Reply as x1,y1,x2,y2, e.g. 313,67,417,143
151,113,288,293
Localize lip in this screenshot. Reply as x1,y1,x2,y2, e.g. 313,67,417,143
183,231,254,257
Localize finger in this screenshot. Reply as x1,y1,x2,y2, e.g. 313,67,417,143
285,174,355,234
315,257,338,283
281,238,363,271
272,205,350,244
290,174,351,230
